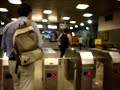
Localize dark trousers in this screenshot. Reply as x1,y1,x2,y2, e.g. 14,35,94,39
79,43,82,50
60,48,67,58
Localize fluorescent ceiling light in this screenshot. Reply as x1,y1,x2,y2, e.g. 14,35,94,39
87,20,92,24
0,8,8,12
42,19,48,22
80,23,84,26
86,27,89,30
48,15,57,22
83,13,93,17
76,4,89,9
8,0,22,4
37,24,43,28
70,27,73,30
32,15,42,22
70,21,76,24
43,10,52,14
11,18,17,21
1,21,5,25
63,17,70,20
75,25,78,28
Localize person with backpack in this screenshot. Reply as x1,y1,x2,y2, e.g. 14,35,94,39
57,28,72,65
1,3,43,90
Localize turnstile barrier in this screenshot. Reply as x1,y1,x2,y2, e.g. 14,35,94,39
43,58,58,90
90,48,120,90
74,51,94,90
65,48,95,90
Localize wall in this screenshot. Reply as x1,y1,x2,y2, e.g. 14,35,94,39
98,10,120,31
98,10,120,48
99,29,120,48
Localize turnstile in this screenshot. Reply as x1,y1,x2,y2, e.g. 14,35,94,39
2,52,13,90
91,48,120,90
65,48,95,90
42,48,59,90
43,58,58,90
64,48,77,80
0,59,3,90
74,51,94,90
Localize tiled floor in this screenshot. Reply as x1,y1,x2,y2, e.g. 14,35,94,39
2,50,103,90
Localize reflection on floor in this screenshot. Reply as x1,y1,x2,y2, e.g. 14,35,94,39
3,50,103,90
93,62,103,90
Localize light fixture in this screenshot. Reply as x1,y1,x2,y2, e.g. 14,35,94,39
0,8,8,12
117,0,120,1
48,15,57,22
37,24,43,28
75,25,78,28
42,19,48,22
11,18,17,21
70,27,73,30
70,21,76,24
43,10,52,14
32,15,42,22
76,4,89,9
62,17,70,20
86,27,89,30
72,32,75,36
1,21,5,25
48,25,57,29
83,13,93,17
80,23,84,26
87,20,92,24
8,0,22,4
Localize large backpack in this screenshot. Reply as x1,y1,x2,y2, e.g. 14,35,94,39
13,21,43,66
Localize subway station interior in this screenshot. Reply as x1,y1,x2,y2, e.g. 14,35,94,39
0,0,120,90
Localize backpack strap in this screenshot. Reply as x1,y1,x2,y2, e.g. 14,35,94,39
12,48,21,74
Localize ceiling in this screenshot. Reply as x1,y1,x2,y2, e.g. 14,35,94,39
0,0,120,24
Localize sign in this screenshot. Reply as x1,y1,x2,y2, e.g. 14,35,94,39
84,71,92,76
95,39,102,45
47,73,57,78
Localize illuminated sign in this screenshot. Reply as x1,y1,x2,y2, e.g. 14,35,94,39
95,39,102,45
114,69,120,74
84,71,92,76
47,73,56,78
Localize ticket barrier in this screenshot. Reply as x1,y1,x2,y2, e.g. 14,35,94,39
42,58,58,90
2,53,13,90
0,58,3,90
42,48,59,90
64,48,78,80
90,48,120,90
65,48,95,90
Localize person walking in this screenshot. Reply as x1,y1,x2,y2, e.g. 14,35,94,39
1,3,43,90
57,28,72,65
78,36,83,49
